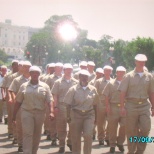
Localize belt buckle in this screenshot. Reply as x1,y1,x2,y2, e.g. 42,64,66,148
117,104,121,107
138,102,143,104
81,110,85,113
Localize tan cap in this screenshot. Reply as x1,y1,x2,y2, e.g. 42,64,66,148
116,66,126,72
80,61,87,67
55,62,63,67
103,65,113,70
96,68,104,74
12,60,19,64
29,66,41,73
63,63,73,69
23,61,32,66
48,63,55,68
135,54,147,61
87,61,95,66
79,70,90,76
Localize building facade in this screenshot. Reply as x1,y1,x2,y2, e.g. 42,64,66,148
0,19,39,60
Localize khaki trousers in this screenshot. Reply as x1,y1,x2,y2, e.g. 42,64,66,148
44,104,50,134
108,104,126,147
71,110,95,154
97,101,109,141
125,101,151,154
7,102,14,135
16,108,23,146
21,109,45,154
56,103,71,147
0,99,4,119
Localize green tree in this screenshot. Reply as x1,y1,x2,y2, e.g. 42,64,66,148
0,49,8,64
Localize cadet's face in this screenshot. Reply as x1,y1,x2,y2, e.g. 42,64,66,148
104,69,112,76
96,72,104,79
49,67,55,74
30,71,40,81
55,66,63,74
135,60,145,68
80,66,87,70
88,65,94,72
116,71,125,78
12,62,19,72
64,68,72,76
79,74,89,86
1,68,7,75
23,65,31,73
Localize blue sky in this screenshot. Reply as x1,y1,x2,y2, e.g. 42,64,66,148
0,0,154,41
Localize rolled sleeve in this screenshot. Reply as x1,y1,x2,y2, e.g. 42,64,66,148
64,87,75,106
16,85,24,103
8,79,17,93
118,75,129,92
51,81,59,95
45,85,53,103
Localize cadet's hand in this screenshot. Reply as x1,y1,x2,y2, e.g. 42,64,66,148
12,117,16,125
8,99,13,104
67,117,71,123
120,107,126,116
49,113,54,120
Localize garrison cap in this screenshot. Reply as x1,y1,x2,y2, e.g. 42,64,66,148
116,66,126,72
87,61,95,66
63,63,73,69
79,61,87,67
79,69,90,77
103,65,113,70
29,66,41,73
96,68,104,74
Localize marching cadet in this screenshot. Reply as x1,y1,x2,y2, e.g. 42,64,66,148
95,65,113,146
73,61,87,80
9,61,32,152
1,60,19,139
51,63,78,153
87,61,96,82
90,68,104,86
12,66,54,154
40,63,55,82
0,65,7,123
89,67,104,140
64,69,99,154
118,54,154,154
45,62,63,143
8,61,24,144
103,66,126,153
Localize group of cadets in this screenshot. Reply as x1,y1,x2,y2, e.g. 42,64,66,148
0,53,154,154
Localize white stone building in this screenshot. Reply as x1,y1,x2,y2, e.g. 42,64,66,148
0,19,39,60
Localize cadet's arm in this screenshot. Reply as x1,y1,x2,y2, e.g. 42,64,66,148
149,92,154,116
12,102,22,121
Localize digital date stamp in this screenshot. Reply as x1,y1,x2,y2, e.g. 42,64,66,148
129,136,154,143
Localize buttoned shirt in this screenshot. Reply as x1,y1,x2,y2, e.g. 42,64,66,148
51,76,78,103
88,71,96,82
118,69,154,100
64,83,99,111
45,73,61,90
16,81,53,111
103,79,121,104
9,75,30,94
6,72,21,88
95,77,112,101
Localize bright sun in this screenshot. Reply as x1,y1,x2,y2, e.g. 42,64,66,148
58,23,77,41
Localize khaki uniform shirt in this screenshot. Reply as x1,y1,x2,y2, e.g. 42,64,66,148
1,72,12,88
9,75,30,94
51,76,78,104
118,69,154,101
16,81,53,111
88,72,96,82
95,77,112,101
103,79,121,104
6,72,21,88
64,83,99,111
45,73,61,90
73,71,80,80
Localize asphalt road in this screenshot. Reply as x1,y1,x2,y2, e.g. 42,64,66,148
0,118,154,154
